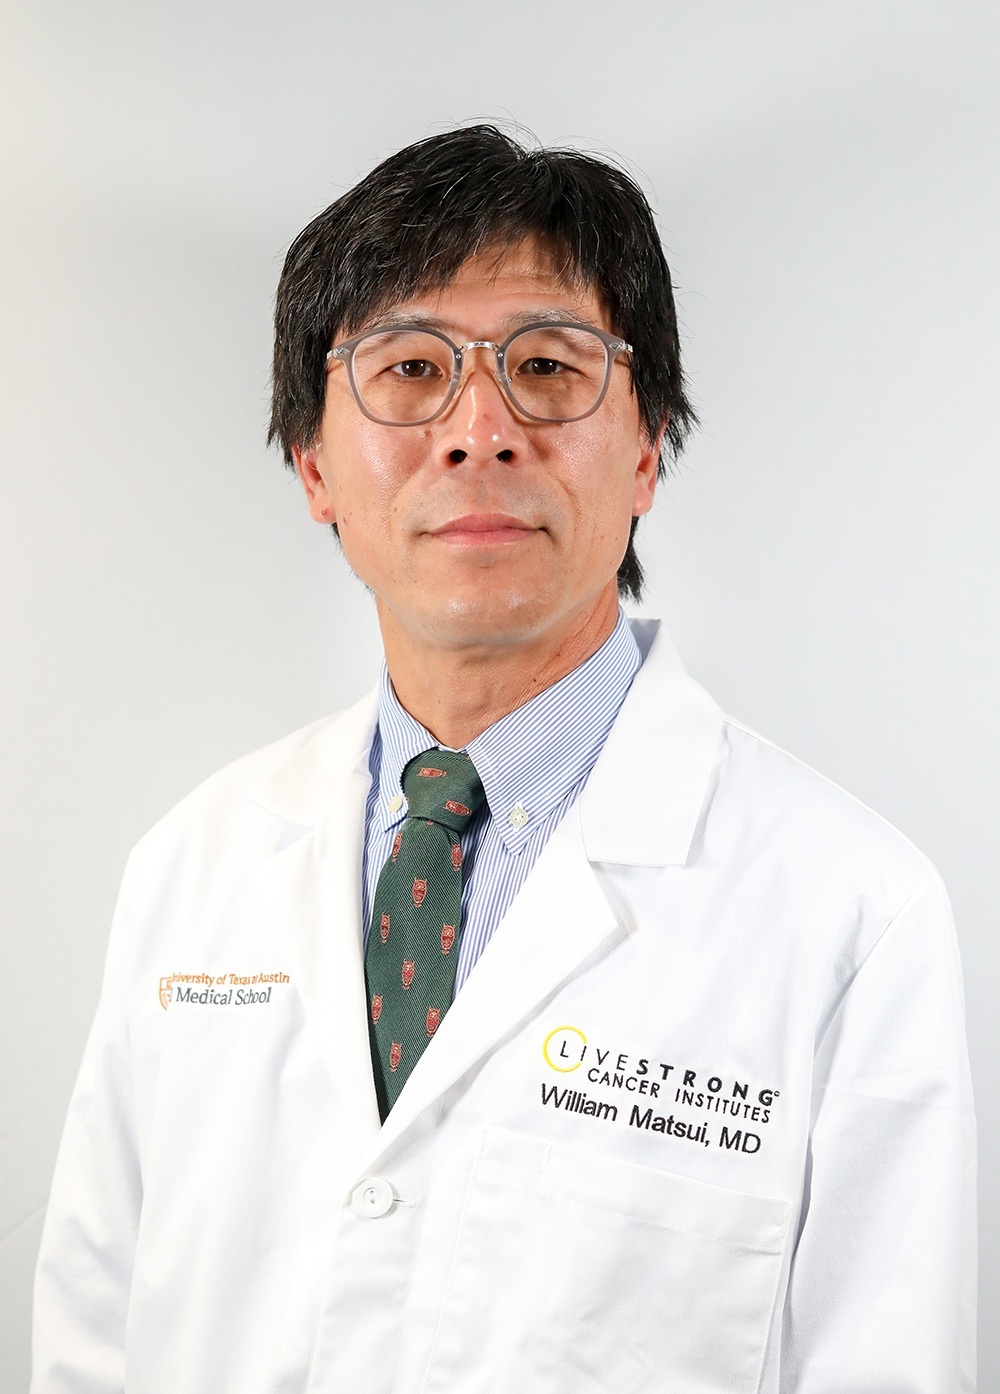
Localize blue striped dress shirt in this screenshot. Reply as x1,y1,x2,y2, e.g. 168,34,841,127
361,608,642,996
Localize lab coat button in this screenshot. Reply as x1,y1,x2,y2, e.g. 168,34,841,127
351,1176,395,1218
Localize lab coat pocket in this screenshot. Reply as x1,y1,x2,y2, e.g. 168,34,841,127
423,1127,791,1394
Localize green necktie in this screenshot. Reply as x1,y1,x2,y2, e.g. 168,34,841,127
365,748,486,1120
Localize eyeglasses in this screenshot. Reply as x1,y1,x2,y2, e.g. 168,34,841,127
325,321,633,426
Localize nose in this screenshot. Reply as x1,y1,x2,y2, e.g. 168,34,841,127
433,348,530,466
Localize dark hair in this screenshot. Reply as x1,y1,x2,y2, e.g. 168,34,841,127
268,124,697,600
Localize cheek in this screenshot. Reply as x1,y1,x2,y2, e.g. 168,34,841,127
328,421,422,534
560,429,641,545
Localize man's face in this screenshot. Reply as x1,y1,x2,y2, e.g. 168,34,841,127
294,237,659,655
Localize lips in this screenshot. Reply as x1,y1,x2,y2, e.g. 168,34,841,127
430,513,537,544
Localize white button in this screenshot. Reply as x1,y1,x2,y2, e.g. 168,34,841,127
351,1176,396,1219
388,794,403,813
508,803,529,830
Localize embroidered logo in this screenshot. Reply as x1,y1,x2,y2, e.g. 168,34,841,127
401,960,415,989
389,1041,402,1072
444,800,470,817
380,913,390,943
426,1007,441,1036
441,923,456,955
157,969,291,1010
451,844,462,870
391,832,402,862
419,767,447,778
412,879,427,906
371,995,382,1024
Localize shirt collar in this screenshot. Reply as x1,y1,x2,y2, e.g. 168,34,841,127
373,608,642,852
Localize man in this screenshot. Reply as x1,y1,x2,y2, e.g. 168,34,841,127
32,126,975,1392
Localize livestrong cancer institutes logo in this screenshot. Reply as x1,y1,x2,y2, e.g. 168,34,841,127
541,1025,782,1157
159,970,291,1009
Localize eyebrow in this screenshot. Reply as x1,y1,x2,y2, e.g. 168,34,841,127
361,306,599,335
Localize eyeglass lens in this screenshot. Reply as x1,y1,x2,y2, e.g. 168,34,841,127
349,326,611,424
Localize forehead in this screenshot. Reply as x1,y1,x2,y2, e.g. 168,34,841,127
362,236,612,335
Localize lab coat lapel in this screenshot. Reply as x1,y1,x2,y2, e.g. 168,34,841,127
353,804,621,1171
242,693,384,1164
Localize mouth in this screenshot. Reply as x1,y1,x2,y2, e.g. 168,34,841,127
428,513,539,547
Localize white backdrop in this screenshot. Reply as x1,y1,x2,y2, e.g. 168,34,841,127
2,1,997,1387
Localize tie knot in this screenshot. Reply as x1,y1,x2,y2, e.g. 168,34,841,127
401,748,486,831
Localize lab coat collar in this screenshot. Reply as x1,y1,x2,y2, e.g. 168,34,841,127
243,618,722,870
242,687,379,831
579,618,723,867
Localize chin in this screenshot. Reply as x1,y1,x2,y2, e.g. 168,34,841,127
429,586,554,648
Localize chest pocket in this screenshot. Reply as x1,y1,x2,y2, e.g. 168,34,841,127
421,1127,791,1394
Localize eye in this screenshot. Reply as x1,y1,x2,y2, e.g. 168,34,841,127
389,359,442,379
518,357,568,377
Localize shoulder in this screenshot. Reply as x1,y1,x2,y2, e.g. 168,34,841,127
711,713,939,912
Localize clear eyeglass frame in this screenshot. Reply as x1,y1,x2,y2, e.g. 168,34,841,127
324,320,633,426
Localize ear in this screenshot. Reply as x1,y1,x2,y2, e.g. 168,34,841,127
292,441,336,525
631,423,664,519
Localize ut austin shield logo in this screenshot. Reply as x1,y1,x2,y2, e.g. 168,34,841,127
158,975,174,1010
412,879,427,906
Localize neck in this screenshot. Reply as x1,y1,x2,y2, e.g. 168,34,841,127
378,587,622,749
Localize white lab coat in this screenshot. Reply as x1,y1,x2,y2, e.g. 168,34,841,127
31,621,976,1393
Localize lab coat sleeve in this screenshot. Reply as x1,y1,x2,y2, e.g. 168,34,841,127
31,856,143,1394
780,869,977,1392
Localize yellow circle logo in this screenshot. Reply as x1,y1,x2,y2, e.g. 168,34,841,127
543,1025,587,1072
